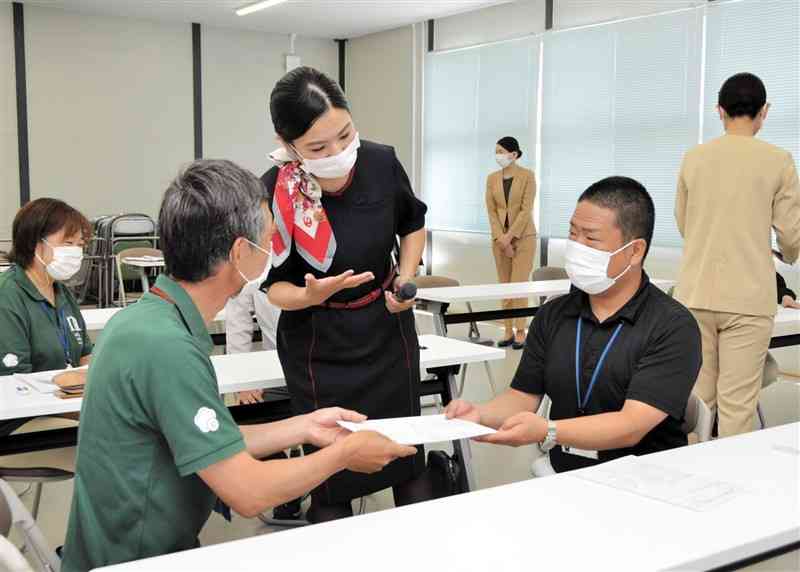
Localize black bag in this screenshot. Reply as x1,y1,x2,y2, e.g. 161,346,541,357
426,450,467,498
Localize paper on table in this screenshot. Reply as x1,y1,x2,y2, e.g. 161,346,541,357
15,366,89,394
337,414,496,445
570,456,746,512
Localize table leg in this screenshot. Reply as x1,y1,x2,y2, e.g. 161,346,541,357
428,301,448,337
442,368,477,492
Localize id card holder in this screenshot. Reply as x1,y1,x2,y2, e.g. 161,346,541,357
561,445,599,460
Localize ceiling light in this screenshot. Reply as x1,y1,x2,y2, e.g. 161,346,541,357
236,0,290,16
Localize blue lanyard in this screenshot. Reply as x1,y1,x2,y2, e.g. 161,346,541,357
40,302,72,367
575,318,623,415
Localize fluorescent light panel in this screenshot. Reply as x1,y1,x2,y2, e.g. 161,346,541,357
236,0,290,16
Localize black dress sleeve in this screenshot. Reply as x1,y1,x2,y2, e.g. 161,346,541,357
260,167,301,290
393,153,427,237
777,272,796,303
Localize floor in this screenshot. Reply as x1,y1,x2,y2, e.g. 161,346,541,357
3,322,799,571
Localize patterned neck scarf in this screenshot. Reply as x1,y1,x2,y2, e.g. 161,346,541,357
269,148,336,272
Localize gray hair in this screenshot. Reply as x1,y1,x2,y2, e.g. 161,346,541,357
158,159,267,282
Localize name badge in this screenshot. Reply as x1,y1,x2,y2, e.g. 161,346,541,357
561,446,599,460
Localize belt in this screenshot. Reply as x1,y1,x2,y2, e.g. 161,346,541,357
318,271,396,310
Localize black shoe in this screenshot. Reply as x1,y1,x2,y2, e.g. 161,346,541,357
497,337,515,348
272,498,303,520
512,340,525,350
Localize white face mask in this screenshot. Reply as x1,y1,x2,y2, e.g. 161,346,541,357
234,239,270,299
295,133,361,179
36,240,83,281
496,153,514,168
565,239,635,295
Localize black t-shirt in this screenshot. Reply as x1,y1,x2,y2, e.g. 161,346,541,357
262,140,427,304
511,272,702,473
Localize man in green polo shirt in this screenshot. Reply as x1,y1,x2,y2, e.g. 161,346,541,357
62,160,416,572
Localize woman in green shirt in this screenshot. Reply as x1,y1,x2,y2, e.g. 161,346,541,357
0,198,93,435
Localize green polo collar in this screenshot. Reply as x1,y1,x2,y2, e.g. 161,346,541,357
150,274,213,355
6,264,69,308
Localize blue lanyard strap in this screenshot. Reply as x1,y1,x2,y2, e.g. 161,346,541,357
40,302,72,367
575,318,624,414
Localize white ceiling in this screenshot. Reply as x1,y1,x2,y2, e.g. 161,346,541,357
14,0,514,39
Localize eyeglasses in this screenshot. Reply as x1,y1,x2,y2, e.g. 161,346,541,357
245,238,270,255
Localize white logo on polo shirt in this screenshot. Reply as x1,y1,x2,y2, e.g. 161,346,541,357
65,315,83,345
194,407,220,433
2,353,18,368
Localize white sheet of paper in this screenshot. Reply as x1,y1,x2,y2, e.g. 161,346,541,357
15,365,88,394
570,456,746,512
337,414,496,445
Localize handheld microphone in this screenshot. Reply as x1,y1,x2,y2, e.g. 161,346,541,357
395,282,418,302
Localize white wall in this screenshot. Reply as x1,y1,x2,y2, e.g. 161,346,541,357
24,6,193,220
202,28,337,178
0,2,19,240
436,0,546,51
347,25,415,176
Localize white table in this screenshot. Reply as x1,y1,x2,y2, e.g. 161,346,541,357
0,335,503,490
120,257,164,269
1,335,500,420
81,307,226,333
97,423,800,572
417,279,676,338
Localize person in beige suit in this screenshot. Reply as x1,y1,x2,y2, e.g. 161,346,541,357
486,136,537,349
675,73,800,438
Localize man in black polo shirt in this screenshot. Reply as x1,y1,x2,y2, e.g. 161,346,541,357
446,176,702,472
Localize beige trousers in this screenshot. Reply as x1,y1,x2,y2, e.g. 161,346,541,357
492,235,536,335
690,309,773,438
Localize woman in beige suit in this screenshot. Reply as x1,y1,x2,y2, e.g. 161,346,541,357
485,136,537,349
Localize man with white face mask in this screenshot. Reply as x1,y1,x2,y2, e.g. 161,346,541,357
224,239,280,403
0,198,93,435
62,160,416,572
446,177,702,473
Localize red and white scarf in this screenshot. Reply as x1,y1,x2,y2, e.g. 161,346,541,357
269,149,336,272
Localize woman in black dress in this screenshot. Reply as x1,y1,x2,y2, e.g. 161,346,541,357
263,67,433,523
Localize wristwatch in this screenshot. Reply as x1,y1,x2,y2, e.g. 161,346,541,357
539,420,558,453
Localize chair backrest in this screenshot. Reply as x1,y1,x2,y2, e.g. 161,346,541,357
757,380,800,428
681,392,713,443
531,266,568,281
531,267,568,305
762,352,779,389
411,275,460,289
0,479,60,572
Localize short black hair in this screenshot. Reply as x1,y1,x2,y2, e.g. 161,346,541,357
578,177,655,259
270,66,350,143
9,198,91,268
497,136,522,159
159,160,267,283
718,73,766,120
